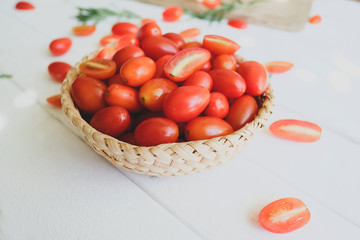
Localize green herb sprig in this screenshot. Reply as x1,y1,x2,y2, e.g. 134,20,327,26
75,7,140,24
0,74,12,79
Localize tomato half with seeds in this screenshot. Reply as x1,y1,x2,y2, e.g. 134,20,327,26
264,61,294,74
203,92,229,118
163,86,210,122
71,76,107,114
209,69,246,99
48,61,72,83
136,22,162,42
105,84,143,113
203,35,240,55
141,36,179,60
79,58,116,79
164,48,211,82
119,56,156,87
237,61,268,96
46,94,62,108
162,6,183,22
90,106,130,138
163,32,185,48
179,28,201,38
112,45,145,71
134,118,179,146
139,78,178,112
111,22,139,36
269,119,321,142
259,197,311,234
225,95,258,131
72,25,96,36
183,71,213,91
185,116,233,141
49,37,72,56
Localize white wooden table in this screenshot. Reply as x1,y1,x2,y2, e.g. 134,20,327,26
1,0,360,239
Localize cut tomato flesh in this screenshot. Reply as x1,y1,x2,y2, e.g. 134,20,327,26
203,35,240,55
269,119,321,142
265,61,294,74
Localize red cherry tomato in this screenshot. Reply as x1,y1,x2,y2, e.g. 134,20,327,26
119,56,156,87
49,37,72,56
46,94,62,108
203,92,229,118
132,111,166,130
139,78,178,112
90,106,130,138
185,116,233,141
105,84,143,113
72,25,96,36
100,35,122,46
225,95,258,131
164,48,211,82
202,0,221,9
48,61,72,83
203,35,240,55
71,76,107,114
136,22,162,42
154,55,173,78
107,74,123,86
118,132,137,145
141,36,179,60
264,61,294,74
79,58,117,80
134,118,179,146
179,28,201,38
212,54,237,71
115,34,140,50
259,198,311,234
183,71,213,91
15,1,35,10
180,41,203,50
111,22,139,36
237,61,268,96
227,19,247,29
163,32,185,48
96,47,117,60
163,6,184,22
199,60,212,72
209,69,246,99
269,119,322,142
163,86,210,122
112,45,145,71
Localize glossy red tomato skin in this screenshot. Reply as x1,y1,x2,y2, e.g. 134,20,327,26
141,36,179,60
49,37,72,56
163,33,186,48
119,56,156,87
185,116,233,141
111,22,139,36
163,86,211,123
204,92,229,118
118,132,137,145
200,60,212,72
115,35,139,50
225,95,258,131
227,19,247,29
259,198,311,234
154,55,173,78
79,58,117,80
162,6,184,22
134,118,179,146
212,54,237,71
236,61,268,96
136,22,162,42
105,84,143,113
139,78,178,112
71,76,108,114
15,1,35,10
209,69,246,99
90,106,130,138
96,47,117,60
112,45,145,71
180,41,203,50
203,35,240,55
183,71,213,91
164,48,211,82
48,61,72,83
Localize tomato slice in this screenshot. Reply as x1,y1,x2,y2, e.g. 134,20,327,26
164,48,211,82
269,119,321,142
264,61,294,74
227,19,247,29
179,28,201,38
309,15,322,24
203,35,240,55
48,61,72,83
163,6,183,22
259,198,311,234
46,94,62,108
72,25,96,36
79,58,116,79
15,1,35,10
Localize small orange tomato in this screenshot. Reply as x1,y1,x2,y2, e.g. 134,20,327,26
72,25,96,36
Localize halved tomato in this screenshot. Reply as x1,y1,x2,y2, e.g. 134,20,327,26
164,48,211,82
79,58,116,79
259,197,311,234
269,119,321,142
264,61,294,74
227,19,247,29
203,35,240,55
46,94,62,108
72,25,96,36
179,28,201,38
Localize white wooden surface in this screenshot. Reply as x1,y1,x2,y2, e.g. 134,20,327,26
1,0,360,239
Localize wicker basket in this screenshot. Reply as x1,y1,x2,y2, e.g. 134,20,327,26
60,49,275,177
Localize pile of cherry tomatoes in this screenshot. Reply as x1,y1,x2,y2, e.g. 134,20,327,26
68,21,268,147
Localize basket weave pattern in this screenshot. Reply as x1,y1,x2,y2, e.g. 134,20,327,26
61,50,275,176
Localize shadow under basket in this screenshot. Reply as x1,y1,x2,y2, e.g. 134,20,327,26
60,49,275,177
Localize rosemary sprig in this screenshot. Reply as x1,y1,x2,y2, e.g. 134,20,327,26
75,7,141,24
0,74,12,79
185,0,265,22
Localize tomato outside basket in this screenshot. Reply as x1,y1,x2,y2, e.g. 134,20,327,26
60,49,275,177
